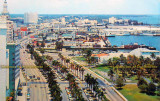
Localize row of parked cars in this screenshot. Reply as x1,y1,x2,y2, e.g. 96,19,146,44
83,88,97,101
65,87,75,101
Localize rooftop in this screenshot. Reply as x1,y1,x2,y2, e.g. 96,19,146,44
92,53,109,57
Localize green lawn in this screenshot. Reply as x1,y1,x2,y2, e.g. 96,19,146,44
119,85,160,101
94,71,112,82
90,66,113,82
72,56,88,66
126,76,138,83
73,56,86,61
91,65,111,72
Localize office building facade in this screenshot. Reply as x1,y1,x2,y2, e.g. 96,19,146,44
24,12,38,24
0,16,7,101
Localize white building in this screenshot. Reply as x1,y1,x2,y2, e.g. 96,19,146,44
0,16,8,101
130,48,160,58
61,17,66,25
24,12,38,24
76,19,98,26
109,17,117,24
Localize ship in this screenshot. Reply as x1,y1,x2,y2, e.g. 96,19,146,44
121,43,156,50
153,34,160,36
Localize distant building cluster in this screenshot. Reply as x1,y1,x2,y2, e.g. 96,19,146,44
107,17,143,25
0,0,160,100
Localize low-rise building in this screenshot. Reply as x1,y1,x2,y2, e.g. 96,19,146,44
130,48,160,58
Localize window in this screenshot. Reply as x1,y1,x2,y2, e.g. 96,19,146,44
12,53,15,56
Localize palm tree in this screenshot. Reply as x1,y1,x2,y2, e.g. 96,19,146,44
72,49,75,55
76,65,79,77
39,48,45,55
61,67,68,76
151,53,156,60
139,55,145,66
108,69,114,81
80,68,85,81
145,57,152,65
41,41,45,47
85,74,91,88
66,73,74,81
107,58,113,66
154,57,160,67
36,41,39,47
70,63,74,72
92,78,98,92
93,84,99,96
66,59,70,68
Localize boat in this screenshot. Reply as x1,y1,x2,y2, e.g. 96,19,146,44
153,34,160,36
142,33,153,36
104,32,116,37
121,43,156,50
116,33,130,36
106,34,115,37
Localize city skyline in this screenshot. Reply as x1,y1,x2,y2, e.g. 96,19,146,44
0,0,159,15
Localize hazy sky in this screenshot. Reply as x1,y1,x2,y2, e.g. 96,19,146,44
0,0,160,14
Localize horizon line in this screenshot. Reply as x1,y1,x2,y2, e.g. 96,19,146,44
9,13,160,15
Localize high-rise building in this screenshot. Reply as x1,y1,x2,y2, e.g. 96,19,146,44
0,16,8,101
61,17,66,25
24,12,38,24
0,0,16,42
6,42,21,99
1,0,10,19
6,20,16,42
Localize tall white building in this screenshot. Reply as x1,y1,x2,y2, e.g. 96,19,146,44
1,0,10,19
0,16,7,101
24,12,38,24
61,17,66,25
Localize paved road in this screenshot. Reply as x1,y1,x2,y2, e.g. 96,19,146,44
59,51,126,101
20,47,50,101
45,52,88,101
56,77,69,101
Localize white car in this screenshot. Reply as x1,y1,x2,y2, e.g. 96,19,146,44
27,93,30,100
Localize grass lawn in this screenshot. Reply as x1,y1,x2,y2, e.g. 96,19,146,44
118,85,160,101
91,65,111,72
73,56,86,61
90,66,113,82
94,71,112,82
72,56,89,66
126,75,138,83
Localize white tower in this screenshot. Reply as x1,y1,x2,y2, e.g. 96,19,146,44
2,0,10,19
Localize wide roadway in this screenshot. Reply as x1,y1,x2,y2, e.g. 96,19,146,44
59,51,125,101
20,47,50,101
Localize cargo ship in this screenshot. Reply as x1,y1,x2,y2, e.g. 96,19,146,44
121,43,156,50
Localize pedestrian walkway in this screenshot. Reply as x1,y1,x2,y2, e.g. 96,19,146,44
17,70,28,101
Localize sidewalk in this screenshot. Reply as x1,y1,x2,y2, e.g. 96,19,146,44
17,70,28,101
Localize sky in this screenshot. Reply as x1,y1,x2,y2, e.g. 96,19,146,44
0,0,160,14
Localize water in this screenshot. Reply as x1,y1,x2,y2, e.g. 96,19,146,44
9,14,160,51
108,36,160,51
10,14,160,25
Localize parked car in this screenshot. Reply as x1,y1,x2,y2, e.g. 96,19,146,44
27,93,30,100
37,77,40,80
